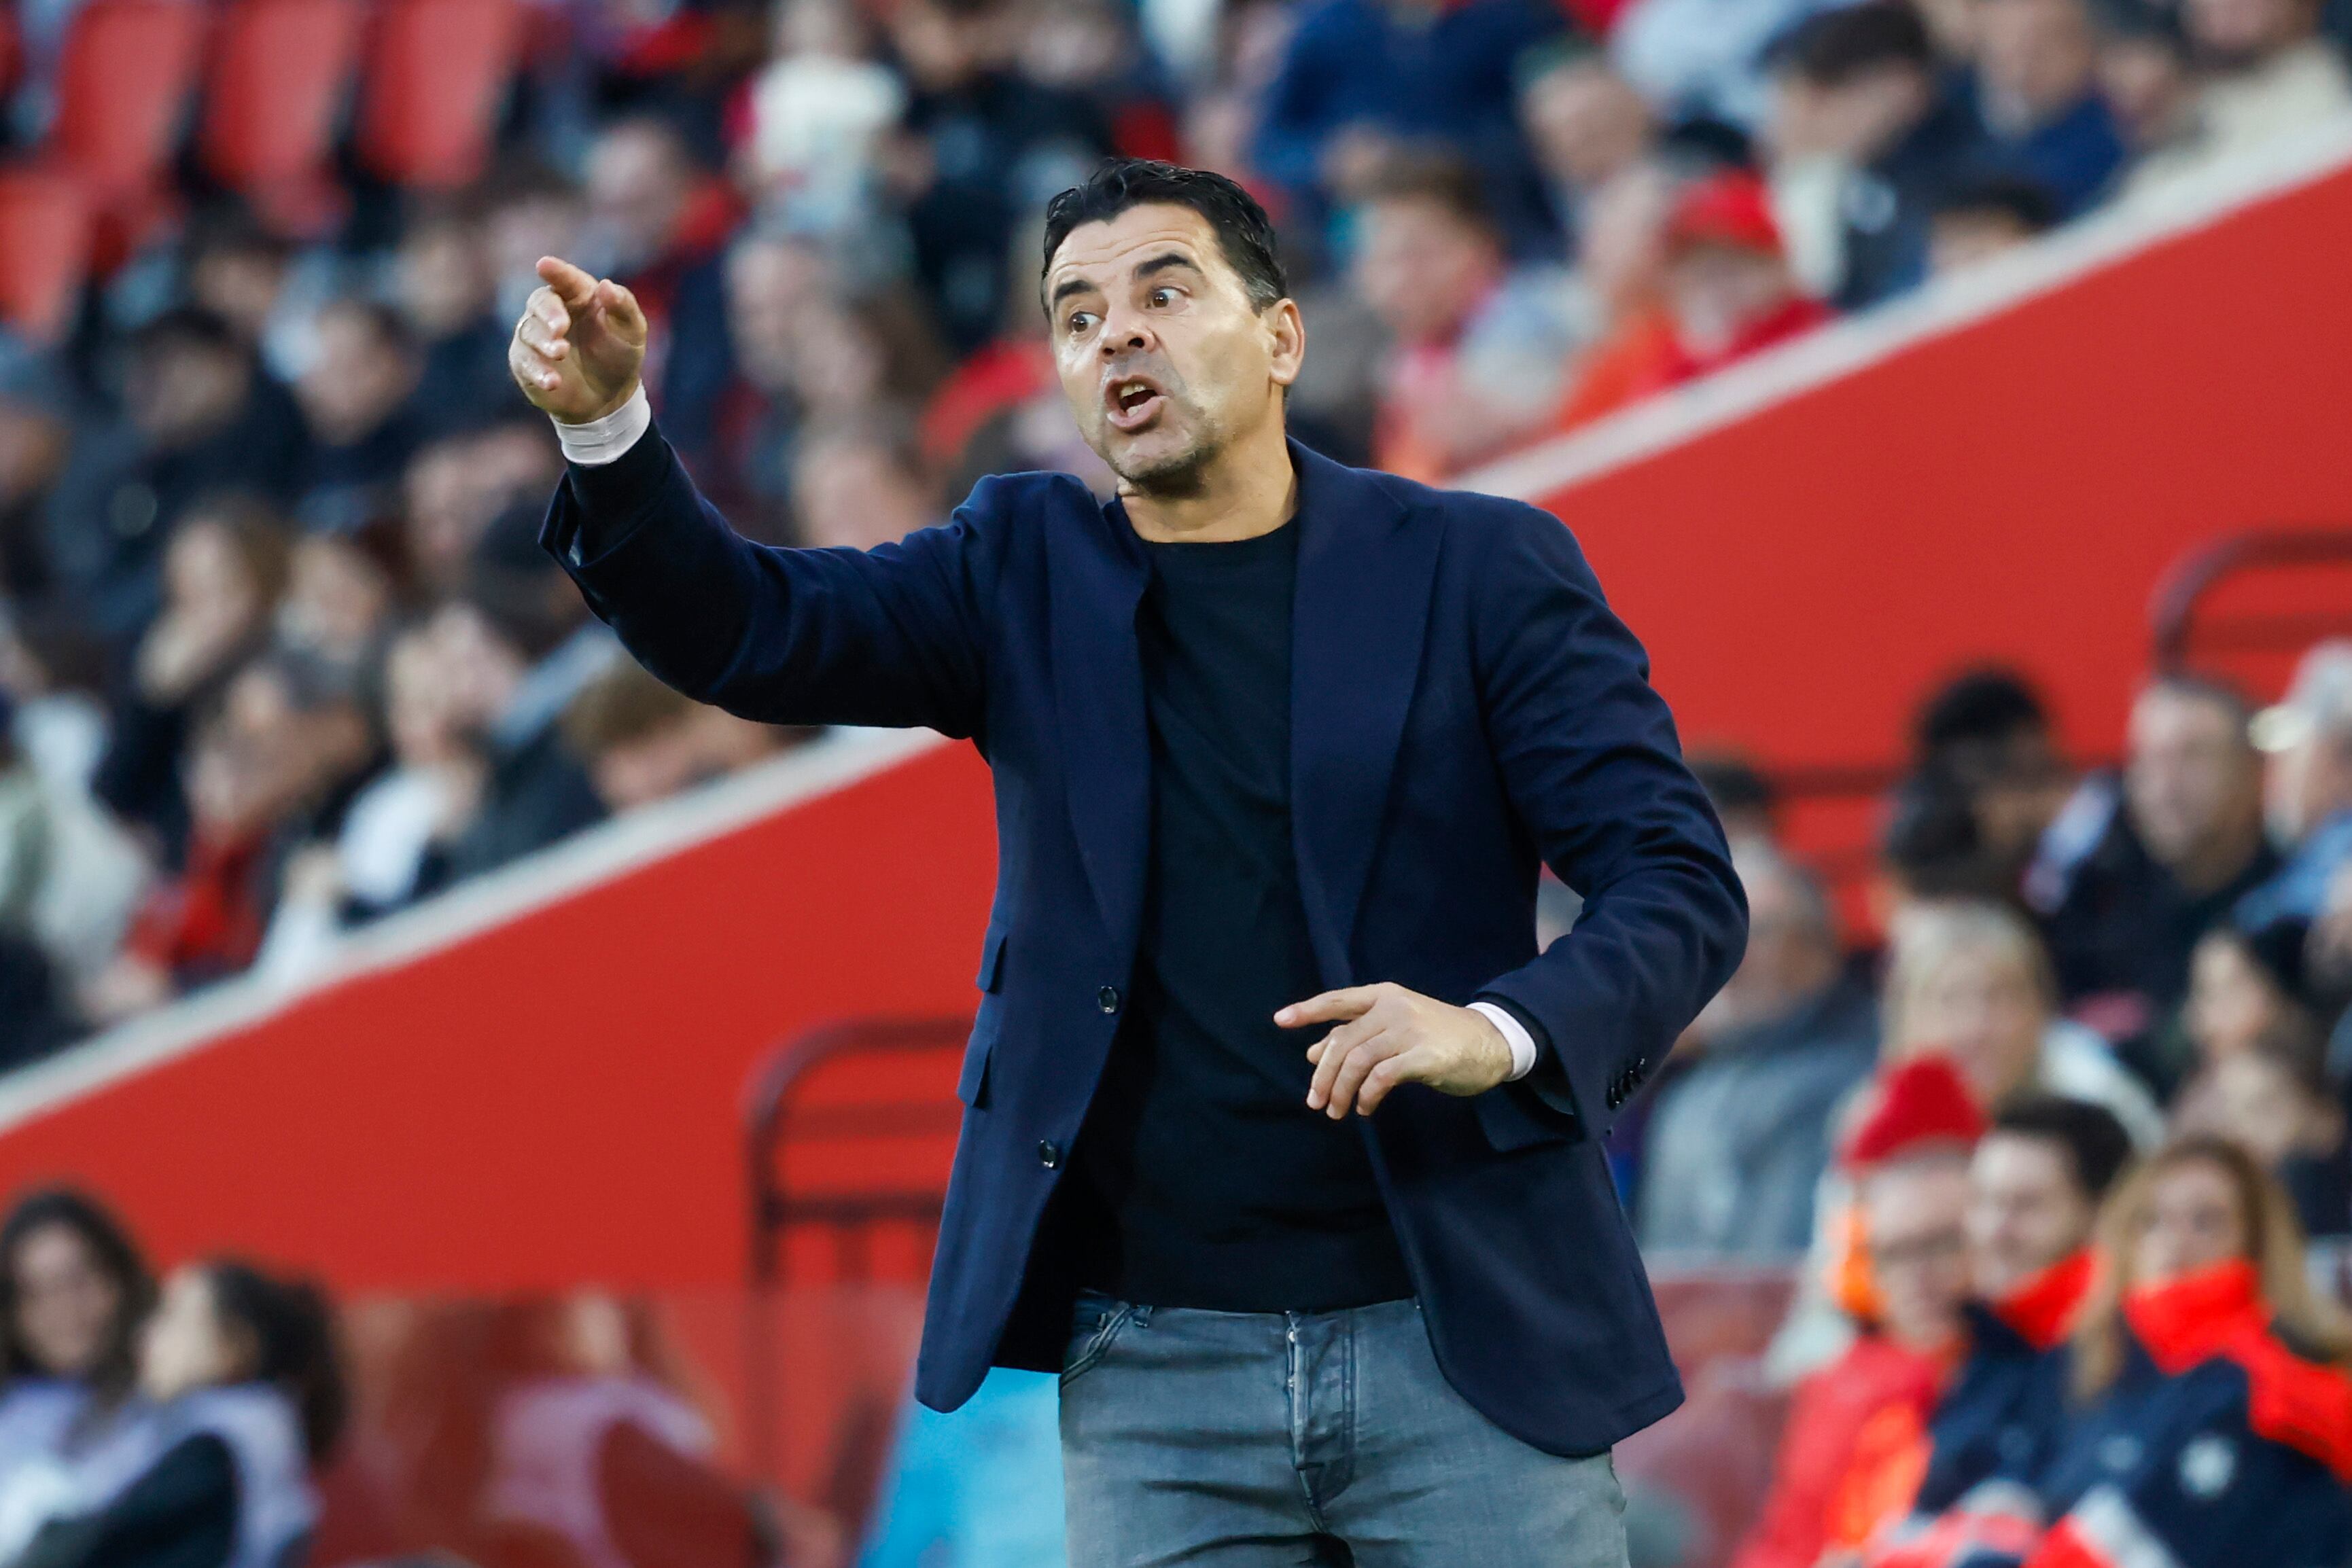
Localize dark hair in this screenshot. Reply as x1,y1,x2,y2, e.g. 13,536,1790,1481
1040,159,1288,313
130,307,244,361
0,1189,155,1408
318,296,419,361
1882,768,2008,899
1689,750,1778,822
203,1262,348,1461
1914,667,2050,764
2143,669,2254,734
1362,152,1498,235
1780,1,1935,84
1990,1096,2136,1202
1932,173,2060,234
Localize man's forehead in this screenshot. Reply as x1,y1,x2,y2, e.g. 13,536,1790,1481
1047,204,1222,287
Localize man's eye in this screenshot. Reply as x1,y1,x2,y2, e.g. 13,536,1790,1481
1148,289,1174,307
1066,311,1097,334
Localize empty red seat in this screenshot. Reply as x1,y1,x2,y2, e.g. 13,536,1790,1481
0,168,94,342
48,0,209,202
199,0,368,236
355,0,526,191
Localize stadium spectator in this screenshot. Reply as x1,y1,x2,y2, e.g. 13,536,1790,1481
1882,899,2166,1145
407,591,605,892
2095,0,2202,151
1891,1098,2135,1531
10,1260,345,1568
88,654,373,1024
890,0,1112,352
1770,3,1990,308
2177,920,2324,1071
2125,0,2352,194
2179,1029,2352,1239
470,1294,798,1568
1916,668,2076,891
394,202,522,442
1253,0,1564,247
291,300,427,534
1926,173,2060,272
1968,0,2129,212
0,344,70,605
1556,170,1827,431
0,1189,154,1505
90,498,290,863
1934,1139,2352,1568
1353,156,1579,480
792,421,941,550
1611,0,1825,130
1733,1062,1981,1568
739,0,908,238
561,661,793,815
46,310,304,647
1689,749,1783,847
1519,48,1661,262
1639,844,1880,1258
2033,675,2276,1073
2241,640,2352,929
401,423,563,599
580,117,737,437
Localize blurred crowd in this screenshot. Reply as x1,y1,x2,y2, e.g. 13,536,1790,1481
1621,645,2352,1567
0,1184,848,1568
0,0,2349,1056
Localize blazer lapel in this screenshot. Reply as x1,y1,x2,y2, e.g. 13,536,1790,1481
1049,489,1153,950
1288,443,1444,987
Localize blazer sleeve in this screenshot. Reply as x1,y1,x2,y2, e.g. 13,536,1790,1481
540,425,996,737
1466,499,1747,1143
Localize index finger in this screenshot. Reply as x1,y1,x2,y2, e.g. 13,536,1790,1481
537,256,601,310
1276,986,1382,1029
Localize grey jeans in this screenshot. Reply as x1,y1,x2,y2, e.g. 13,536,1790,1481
1058,1293,1630,1567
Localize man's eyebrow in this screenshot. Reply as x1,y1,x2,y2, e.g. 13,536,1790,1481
1133,253,1201,282
1049,275,1101,308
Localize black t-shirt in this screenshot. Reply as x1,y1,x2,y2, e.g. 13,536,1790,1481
1065,520,1412,1313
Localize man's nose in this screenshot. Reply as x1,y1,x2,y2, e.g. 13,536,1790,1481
1096,311,1155,355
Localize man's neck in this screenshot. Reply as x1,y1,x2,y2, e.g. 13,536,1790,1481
1119,420,1298,544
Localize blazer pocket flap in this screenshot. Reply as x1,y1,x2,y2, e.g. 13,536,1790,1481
958,1001,1001,1107
975,927,1007,993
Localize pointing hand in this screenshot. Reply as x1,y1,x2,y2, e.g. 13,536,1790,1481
509,256,648,424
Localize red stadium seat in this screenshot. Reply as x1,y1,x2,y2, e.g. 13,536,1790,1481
49,0,209,198
199,0,368,236
355,0,526,191
0,168,94,342
46,0,209,265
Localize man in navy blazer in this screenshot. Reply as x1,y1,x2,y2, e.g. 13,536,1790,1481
514,160,1745,1565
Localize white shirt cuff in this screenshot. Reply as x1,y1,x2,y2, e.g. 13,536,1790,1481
1469,1001,1537,1082
552,385,652,465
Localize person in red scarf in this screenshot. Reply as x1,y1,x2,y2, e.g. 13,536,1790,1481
1902,1137,2352,1568
1864,1098,2134,1567
1733,1056,1986,1568
1556,168,1831,432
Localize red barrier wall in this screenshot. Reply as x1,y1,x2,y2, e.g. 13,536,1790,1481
1527,158,2352,772
0,740,996,1293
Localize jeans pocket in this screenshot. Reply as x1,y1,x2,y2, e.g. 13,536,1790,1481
1060,1294,1138,1387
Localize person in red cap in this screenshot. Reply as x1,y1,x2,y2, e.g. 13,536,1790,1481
1556,168,1831,432
1732,1056,1986,1568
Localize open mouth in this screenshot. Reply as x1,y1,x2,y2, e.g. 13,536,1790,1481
1104,376,1167,433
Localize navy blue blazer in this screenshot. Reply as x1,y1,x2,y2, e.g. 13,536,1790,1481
542,429,1747,1456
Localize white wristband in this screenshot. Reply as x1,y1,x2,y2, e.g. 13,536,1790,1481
552,385,652,466
1468,1001,1538,1082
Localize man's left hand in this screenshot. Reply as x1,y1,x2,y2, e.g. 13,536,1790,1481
1278,984,1515,1119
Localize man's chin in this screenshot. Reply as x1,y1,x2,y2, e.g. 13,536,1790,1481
1104,431,1214,497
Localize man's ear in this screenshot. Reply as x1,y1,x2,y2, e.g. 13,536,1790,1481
1265,298,1306,389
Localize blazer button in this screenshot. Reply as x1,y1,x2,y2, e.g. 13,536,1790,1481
1096,985,1121,1014
1038,1140,1062,1169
